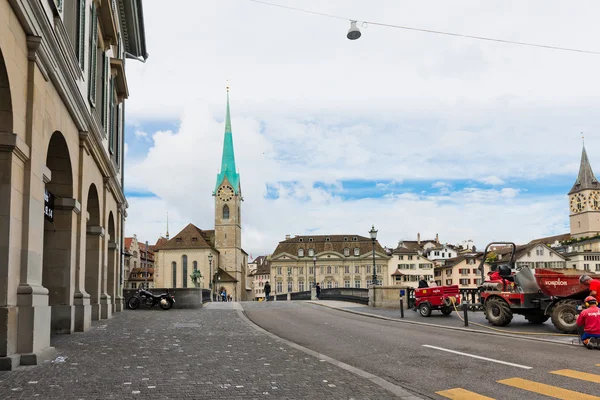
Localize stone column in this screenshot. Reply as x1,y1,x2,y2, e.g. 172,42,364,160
86,225,104,320
0,133,31,370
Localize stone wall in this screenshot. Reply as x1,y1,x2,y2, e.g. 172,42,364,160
369,285,411,309
123,288,211,309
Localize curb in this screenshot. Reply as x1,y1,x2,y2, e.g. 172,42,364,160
238,307,429,400
307,301,578,347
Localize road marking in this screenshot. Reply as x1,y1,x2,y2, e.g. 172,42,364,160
436,388,495,400
422,345,532,369
551,369,600,383
499,378,600,400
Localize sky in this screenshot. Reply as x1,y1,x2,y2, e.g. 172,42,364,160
122,0,600,257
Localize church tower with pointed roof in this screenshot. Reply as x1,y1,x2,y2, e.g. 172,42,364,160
569,145,600,238
213,88,247,299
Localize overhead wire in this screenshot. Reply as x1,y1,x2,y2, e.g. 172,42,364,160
243,0,600,56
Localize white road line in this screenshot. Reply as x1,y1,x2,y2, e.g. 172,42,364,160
422,345,533,370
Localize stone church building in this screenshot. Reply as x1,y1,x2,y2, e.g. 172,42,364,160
153,91,250,301
0,1,147,370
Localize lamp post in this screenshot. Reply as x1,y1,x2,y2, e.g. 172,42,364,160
312,256,317,288
208,253,213,301
369,225,378,286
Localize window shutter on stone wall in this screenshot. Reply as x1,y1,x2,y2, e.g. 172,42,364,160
77,0,86,70
102,53,108,132
109,77,115,154
88,5,97,106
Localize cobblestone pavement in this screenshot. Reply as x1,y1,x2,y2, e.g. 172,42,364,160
306,300,578,345
0,302,406,400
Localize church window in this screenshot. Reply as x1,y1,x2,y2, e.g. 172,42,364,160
308,249,314,256
344,237,348,241
298,248,304,257
309,238,313,242
344,248,350,256
172,262,177,288
353,237,357,241
299,238,303,242
182,255,188,288
326,237,330,241
193,261,198,270
354,248,360,256
223,205,230,219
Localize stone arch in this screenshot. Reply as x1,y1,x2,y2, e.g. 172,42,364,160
106,211,117,313
85,183,103,320
42,132,76,333
0,47,12,133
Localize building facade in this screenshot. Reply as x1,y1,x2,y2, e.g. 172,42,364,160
123,236,140,288
0,0,147,369
434,254,491,288
388,241,435,288
153,91,249,301
269,235,390,293
248,256,271,300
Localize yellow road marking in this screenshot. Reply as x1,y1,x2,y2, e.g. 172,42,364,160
436,388,495,400
499,378,600,400
551,369,600,384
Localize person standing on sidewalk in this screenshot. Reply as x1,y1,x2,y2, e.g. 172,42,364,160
264,281,271,302
316,283,321,300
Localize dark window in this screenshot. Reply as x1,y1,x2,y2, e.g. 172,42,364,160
182,255,188,288
223,205,230,219
172,261,177,288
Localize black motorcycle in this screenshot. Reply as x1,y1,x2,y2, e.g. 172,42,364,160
127,288,175,310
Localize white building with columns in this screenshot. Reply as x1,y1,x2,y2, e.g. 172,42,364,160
0,0,147,370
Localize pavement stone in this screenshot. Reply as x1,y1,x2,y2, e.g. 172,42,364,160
0,303,404,400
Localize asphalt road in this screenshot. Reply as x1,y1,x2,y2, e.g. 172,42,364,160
243,301,600,400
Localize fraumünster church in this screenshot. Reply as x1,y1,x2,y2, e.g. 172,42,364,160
152,91,250,301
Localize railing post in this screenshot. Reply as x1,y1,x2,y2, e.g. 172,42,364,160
463,302,469,326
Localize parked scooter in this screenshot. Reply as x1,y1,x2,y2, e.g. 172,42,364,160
128,288,175,310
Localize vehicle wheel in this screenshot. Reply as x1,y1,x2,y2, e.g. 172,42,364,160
441,307,452,316
418,303,432,317
525,313,550,324
484,297,513,326
159,299,173,310
127,296,140,310
551,300,579,333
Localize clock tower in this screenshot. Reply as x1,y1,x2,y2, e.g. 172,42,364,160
213,88,246,300
569,145,600,238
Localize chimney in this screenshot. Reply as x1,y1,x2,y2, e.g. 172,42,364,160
417,232,421,245
285,234,291,240
435,233,439,244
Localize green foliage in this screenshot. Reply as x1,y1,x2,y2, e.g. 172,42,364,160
485,251,497,263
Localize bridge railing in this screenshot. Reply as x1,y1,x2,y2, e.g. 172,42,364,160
406,287,482,309
320,288,369,304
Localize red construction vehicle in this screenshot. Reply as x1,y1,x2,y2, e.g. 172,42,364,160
415,285,461,317
479,242,600,333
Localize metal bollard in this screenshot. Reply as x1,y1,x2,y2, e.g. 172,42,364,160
463,303,469,326
400,298,404,318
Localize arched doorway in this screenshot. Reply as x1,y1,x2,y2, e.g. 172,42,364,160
107,212,117,313
42,132,75,334
84,184,103,320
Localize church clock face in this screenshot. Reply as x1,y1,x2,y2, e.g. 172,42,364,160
589,191,600,211
570,193,587,213
217,185,234,202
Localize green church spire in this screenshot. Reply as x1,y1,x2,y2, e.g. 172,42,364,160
215,88,240,193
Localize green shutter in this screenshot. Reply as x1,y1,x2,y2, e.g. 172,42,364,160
109,78,115,154
77,0,86,70
102,54,108,132
88,5,97,106
116,105,121,167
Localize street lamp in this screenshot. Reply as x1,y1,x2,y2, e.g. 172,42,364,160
369,225,378,286
208,253,213,301
313,256,317,288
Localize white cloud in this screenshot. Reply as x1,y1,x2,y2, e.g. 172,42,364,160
478,176,506,185
121,0,599,254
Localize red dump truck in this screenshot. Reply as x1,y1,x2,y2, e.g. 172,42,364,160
479,242,599,333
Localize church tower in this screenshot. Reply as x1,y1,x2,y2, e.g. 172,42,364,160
569,145,600,238
214,88,246,300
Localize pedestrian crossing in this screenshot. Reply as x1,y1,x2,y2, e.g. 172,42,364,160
437,367,600,400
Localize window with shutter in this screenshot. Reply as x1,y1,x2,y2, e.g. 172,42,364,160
102,53,108,132
88,5,97,106
109,78,115,154
77,0,86,69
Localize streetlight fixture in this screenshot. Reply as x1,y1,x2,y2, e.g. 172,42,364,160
369,225,378,286
208,253,214,301
347,20,361,40
313,256,317,288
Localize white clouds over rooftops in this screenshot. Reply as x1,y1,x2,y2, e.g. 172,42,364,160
122,0,600,254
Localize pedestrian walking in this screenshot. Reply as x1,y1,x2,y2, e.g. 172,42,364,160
264,281,271,302
316,283,321,300
221,290,227,303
